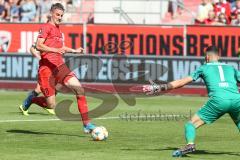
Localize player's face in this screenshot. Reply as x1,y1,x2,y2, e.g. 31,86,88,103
51,9,64,25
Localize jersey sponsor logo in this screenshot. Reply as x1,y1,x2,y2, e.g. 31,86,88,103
0,31,11,52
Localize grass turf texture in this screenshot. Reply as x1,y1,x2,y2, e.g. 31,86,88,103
0,91,239,160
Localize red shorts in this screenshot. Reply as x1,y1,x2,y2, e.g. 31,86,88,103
38,65,76,97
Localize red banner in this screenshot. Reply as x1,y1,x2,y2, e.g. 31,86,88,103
0,23,239,57
186,26,240,57
0,23,84,53
86,25,184,56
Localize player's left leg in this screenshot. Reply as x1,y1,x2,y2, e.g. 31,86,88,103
63,75,96,133
19,83,42,115
172,114,205,157
20,67,57,115
185,114,205,144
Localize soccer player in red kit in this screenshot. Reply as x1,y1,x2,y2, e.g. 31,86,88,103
19,15,63,115
20,3,96,133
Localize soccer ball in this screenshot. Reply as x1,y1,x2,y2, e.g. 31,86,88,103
91,126,108,141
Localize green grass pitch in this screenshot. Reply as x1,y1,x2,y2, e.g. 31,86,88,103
0,91,239,160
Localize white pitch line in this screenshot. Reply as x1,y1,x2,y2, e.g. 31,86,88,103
2,114,225,123
0,118,60,123
0,116,121,123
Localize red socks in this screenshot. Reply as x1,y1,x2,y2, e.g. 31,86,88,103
31,95,90,125
31,96,48,108
77,95,90,125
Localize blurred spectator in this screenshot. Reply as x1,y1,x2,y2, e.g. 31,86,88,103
0,0,6,21
230,11,236,20
227,0,237,8
214,0,231,19
231,12,240,24
20,0,37,22
0,0,82,22
196,0,214,22
9,0,20,22
169,0,184,19
231,0,240,16
3,0,11,21
203,10,218,24
66,0,72,5
38,0,51,22
72,0,81,6
216,12,229,24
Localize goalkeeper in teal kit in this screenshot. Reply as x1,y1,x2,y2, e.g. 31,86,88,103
143,46,240,157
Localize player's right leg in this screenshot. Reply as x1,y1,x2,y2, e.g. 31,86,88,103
63,75,96,133
19,83,42,116
229,96,240,132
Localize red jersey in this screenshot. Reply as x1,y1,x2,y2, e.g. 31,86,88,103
203,18,215,24
214,2,231,18
38,23,64,69
232,8,240,17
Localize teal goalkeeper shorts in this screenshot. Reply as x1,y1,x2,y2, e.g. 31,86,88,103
196,95,240,129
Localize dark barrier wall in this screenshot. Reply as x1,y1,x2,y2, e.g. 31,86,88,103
0,54,239,85
1,24,240,57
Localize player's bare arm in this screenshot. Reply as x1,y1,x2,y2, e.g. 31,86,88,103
168,76,193,89
63,46,85,54
36,38,65,54
143,76,193,95
30,46,41,60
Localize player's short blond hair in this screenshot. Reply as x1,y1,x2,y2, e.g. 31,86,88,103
50,3,65,12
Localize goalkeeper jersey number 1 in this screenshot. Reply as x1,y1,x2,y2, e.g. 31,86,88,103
190,61,240,99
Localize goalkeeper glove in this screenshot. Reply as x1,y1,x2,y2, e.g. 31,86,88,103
143,80,169,95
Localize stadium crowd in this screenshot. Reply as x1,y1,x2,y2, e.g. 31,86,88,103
195,0,240,25
0,0,81,22
0,0,240,25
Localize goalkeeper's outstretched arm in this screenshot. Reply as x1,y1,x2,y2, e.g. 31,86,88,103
168,77,193,90
143,77,193,95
